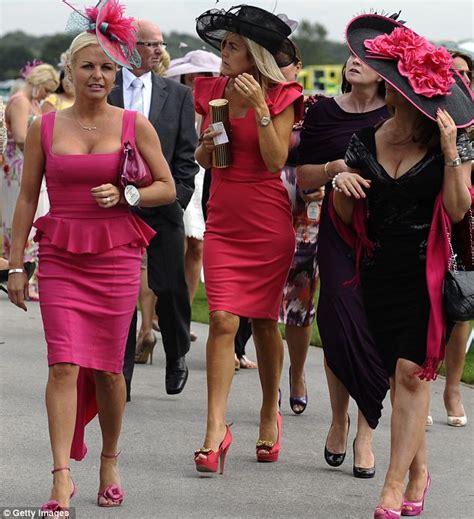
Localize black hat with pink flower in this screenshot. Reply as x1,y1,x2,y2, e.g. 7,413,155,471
346,14,474,128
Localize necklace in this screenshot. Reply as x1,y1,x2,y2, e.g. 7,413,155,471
73,110,98,131
76,118,97,131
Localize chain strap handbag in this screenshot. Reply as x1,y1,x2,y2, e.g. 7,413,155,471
444,208,474,321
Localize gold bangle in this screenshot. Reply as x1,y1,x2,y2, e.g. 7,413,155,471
324,161,332,180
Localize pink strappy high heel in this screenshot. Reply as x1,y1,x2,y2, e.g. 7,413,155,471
41,467,76,513
97,451,124,507
374,506,401,518
401,472,431,516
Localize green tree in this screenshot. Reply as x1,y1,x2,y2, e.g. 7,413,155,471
0,45,36,80
40,34,77,66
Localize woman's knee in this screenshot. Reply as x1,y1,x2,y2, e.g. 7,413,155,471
395,360,428,393
95,371,124,392
252,318,278,339
209,311,239,337
48,363,79,385
186,238,203,261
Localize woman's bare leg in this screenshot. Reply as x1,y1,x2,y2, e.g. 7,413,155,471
286,324,311,411
252,319,283,444
45,363,79,507
444,322,469,421
94,370,126,505
377,359,430,510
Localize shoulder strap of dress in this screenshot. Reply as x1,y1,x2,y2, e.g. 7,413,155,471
121,109,137,146
40,112,55,155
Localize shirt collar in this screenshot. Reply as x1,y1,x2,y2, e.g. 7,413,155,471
123,68,153,90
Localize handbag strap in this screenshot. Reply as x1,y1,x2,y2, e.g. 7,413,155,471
122,110,137,147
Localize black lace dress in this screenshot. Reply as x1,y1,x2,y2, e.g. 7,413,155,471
345,127,471,376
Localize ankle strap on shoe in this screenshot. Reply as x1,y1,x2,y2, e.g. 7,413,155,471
101,450,121,459
51,467,70,474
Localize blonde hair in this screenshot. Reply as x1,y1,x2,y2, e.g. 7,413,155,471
67,32,101,65
26,64,59,89
243,37,286,94
154,49,171,76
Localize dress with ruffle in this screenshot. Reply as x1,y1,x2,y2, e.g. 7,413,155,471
194,76,303,319
36,110,155,460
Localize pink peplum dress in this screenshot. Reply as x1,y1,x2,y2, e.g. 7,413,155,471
34,110,155,460
194,77,303,320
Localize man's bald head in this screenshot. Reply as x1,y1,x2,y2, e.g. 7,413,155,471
133,20,164,76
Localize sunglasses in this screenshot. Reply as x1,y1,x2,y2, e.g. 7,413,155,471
137,41,167,49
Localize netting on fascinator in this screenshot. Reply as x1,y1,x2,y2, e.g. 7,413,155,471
62,0,141,69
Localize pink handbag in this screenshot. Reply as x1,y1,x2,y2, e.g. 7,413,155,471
119,111,153,188
119,140,153,188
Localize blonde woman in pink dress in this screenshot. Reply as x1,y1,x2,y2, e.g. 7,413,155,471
7,1,175,512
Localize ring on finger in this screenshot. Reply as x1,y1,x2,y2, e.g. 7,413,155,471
106,196,110,203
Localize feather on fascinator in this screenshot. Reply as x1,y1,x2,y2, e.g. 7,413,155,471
62,0,141,68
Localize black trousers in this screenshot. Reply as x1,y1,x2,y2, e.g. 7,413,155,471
123,206,191,384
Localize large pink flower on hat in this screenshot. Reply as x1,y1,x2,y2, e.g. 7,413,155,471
364,27,455,98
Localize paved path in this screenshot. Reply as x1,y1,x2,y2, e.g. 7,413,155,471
1,295,473,518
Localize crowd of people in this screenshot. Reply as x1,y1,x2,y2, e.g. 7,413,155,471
1,1,473,517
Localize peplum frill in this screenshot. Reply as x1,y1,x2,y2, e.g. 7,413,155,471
33,211,156,254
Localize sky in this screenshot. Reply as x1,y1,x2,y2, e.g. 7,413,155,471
1,0,473,44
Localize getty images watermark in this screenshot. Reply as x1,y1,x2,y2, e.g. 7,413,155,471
0,508,76,518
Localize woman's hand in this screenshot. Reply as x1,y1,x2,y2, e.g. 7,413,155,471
91,183,121,208
333,171,371,199
437,108,458,160
199,126,222,155
7,271,28,311
234,73,266,108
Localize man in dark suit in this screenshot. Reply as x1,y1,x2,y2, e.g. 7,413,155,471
109,20,198,398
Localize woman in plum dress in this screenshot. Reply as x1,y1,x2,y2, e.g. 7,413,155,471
7,1,175,512
192,5,303,471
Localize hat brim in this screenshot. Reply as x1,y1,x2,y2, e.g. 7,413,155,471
167,59,221,78
346,14,474,128
196,8,297,67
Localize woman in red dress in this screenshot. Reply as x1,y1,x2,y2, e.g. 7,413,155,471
193,6,303,471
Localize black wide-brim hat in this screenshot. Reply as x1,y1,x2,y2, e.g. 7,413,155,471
196,4,297,67
346,14,474,128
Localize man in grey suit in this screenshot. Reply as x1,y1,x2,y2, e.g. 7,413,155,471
109,20,198,398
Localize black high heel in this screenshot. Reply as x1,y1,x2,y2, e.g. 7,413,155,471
324,415,350,467
352,438,375,478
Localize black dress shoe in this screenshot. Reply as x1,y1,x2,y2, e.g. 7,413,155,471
352,439,375,478
165,356,189,395
324,415,350,467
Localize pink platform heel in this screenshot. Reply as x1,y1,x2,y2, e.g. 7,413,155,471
194,424,233,474
97,451,124,507
401,472,431,516
374,507,401,518
41,467,76,513
256,412,282,462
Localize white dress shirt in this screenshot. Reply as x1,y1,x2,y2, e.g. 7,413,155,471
122,68,153,118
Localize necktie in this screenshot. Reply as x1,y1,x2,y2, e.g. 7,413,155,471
130,77,144,114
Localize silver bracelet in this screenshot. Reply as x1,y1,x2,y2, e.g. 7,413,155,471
332,173,344,193
8,268,24,275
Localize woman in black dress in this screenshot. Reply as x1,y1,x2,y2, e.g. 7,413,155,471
297,54,389,475
333,15,473,518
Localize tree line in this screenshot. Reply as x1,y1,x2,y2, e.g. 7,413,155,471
0,21,349,81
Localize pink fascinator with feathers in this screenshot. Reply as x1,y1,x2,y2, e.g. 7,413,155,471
62,0,141,69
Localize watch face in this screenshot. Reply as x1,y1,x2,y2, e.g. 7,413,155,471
124,185,140,206
260,116,271,127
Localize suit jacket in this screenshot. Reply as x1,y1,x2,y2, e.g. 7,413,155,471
109,71,199,225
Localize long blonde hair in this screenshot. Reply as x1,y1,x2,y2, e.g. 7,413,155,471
243,37,286,95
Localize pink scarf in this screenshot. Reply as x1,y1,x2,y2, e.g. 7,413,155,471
328,191,451,381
